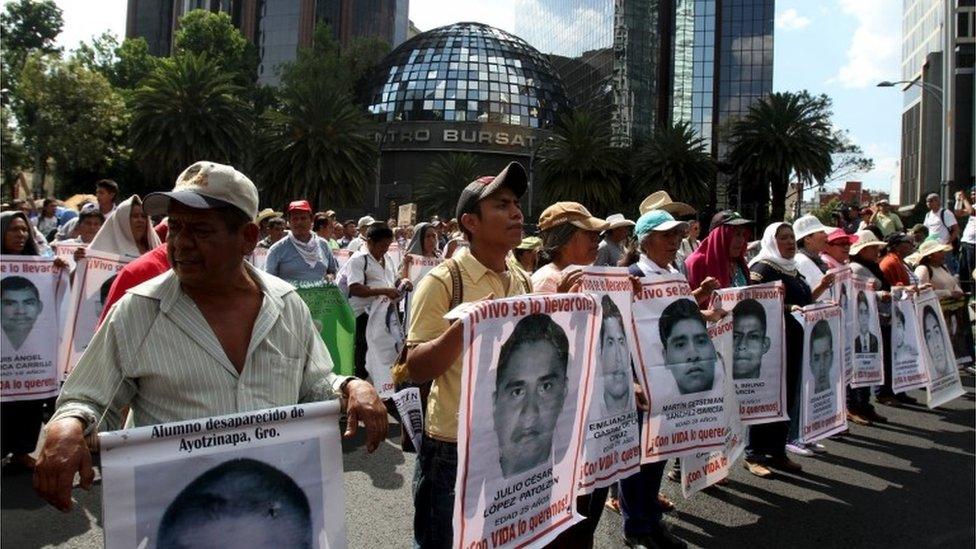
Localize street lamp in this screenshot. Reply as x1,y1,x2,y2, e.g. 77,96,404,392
877,79,950,203
527,135,554,220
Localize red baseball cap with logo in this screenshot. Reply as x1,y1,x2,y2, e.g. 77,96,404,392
287,200,312,214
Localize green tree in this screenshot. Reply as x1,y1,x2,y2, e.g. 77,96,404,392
1,106,29,190
254,77,376,209
74,33,158,90
174,9,258,83
0,0,63,96
16,54,129,195
727,91,837,227
631,121,715,208
537,110,628,217
414,153,483,219
129,54,251,187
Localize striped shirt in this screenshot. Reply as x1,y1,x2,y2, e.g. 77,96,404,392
52,262,349,434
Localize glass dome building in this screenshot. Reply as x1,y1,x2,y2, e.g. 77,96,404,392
360,22,569,218
365,22,568,128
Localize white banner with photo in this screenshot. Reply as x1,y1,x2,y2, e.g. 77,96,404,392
914,289,965,408
403,254,445,328
890,292,929,393
710,282,787,425
576,267,641,494
363,296,402,399
58,249,130,379
850,275,884,388
1,256,67,402
827,265,854,385
387,243,403,274
453,294,597,549
796,302,847,444
680,313,745,497
249,246,269,271
632,274,727,463
99,401,346,549
392,387,423,452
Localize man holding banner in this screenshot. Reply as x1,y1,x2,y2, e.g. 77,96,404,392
34,161,388,512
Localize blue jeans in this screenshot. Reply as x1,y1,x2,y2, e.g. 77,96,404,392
413,436,457,549
617,409,667,537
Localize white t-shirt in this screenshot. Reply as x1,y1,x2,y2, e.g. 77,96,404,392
345,251,397,316
795,253,825,298
346,236,366,253
962,216,976,245
923,208,958,244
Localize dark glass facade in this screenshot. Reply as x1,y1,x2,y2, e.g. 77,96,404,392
125,0,176,57
256,0,302,84
365,22,569,129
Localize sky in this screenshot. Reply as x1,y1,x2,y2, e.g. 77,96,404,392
11,0,902,194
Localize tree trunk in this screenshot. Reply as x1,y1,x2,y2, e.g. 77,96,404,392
769,171,789,223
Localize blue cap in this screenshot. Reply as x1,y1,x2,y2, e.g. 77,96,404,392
634,210,689,241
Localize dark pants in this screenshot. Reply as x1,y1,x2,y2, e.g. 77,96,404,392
618,408,668,537
875,324,895,398
748,318,801,458
413,436,457,549
1,399,51,458
548,488,610,548
354,313,369,381
960,242,974,295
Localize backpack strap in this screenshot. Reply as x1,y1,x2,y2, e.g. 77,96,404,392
446,258,463,309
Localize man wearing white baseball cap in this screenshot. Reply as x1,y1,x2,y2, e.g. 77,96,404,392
346,215,376,253
35,161,388,512
595,213,635,267
792,214,832,296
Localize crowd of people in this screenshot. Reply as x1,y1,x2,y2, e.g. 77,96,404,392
2,160,973,549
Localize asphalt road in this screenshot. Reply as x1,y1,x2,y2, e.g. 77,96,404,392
3,377,974,549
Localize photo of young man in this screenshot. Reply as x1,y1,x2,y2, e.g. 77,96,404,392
1,276,43,351
659,299,717,395
853,291,879,353
921,305,952,377
493,314,570,479
809,320,835,394
731,299,771,380
599,295,633,416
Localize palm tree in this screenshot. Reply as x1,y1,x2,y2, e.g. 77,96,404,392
537,110,628,217
413,153,482,220
253,76,376,210
727,91,836,226
631,121,715,208
129,53,251,187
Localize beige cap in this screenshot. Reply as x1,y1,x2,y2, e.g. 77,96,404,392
538,202,609,232
917,238,953,259
144,161,259,220
849,230,886,255
639,190,696,217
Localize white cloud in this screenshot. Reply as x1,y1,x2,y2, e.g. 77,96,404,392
832,0,901,88
775,8,810,30
410,0,517,34
857,143,900,194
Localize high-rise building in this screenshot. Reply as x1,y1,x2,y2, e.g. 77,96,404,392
125,0,410,86
514,0,774,210
898,0,974,206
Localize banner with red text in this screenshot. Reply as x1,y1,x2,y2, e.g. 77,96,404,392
797,302,847,443
54,241,84,271
99,401,346,549
914,289,965,408
710,282,787,425
576,267,641,493
632,274,728,463
59,250,130,379
850,276,884,388
1,256,66,402
680,313,744,497
890,291,928,393
453,294,597,549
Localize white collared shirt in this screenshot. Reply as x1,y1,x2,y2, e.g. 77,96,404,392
52,262,349,434
637,254,680,277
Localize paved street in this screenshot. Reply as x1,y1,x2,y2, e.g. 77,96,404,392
3,377,973,549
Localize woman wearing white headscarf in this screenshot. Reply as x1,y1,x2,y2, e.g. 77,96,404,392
85,195,161,259
743,222,835,476
398,222,439,280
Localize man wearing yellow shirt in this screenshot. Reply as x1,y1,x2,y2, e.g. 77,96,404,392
404,162,532,548
870,199,903,237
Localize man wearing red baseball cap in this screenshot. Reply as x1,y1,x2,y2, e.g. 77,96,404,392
265,199,340,283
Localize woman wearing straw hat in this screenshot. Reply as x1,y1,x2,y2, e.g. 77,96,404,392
848,230,891,425
914,239,965,299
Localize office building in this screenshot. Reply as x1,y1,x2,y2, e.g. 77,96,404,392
514,0,775,209
125,0,410,85
898,0,974,205
362,22,569,214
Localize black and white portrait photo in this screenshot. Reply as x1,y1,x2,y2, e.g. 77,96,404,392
921,305,952,377
853,291,879,353
809,320,835,394
731,299,770,380
659,299,716,395
1,276,42,351
493,314,569,479
598,295,633,416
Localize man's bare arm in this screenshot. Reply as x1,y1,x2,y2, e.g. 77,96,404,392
404,321,464,383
